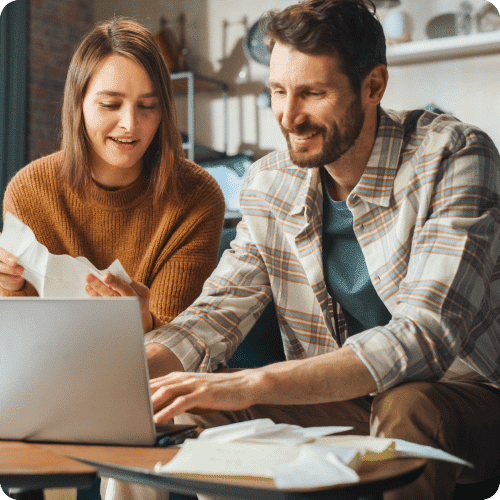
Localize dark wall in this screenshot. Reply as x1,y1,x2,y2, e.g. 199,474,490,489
1,0,28,221
28,0,95,162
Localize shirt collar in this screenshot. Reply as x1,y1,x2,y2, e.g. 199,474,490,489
350,108,405,208
290,165,322,220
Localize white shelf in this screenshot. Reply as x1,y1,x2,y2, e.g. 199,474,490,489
387,30,500,65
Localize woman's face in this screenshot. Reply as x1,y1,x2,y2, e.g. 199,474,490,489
82,54,161,188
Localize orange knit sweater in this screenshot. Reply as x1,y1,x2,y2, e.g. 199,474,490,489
1,151,225,327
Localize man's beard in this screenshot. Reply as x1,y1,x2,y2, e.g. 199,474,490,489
282,96,365,169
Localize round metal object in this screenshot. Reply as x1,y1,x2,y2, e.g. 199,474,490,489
243,16,271,66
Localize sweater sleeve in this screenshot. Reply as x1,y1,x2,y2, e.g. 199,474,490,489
1,169,40,298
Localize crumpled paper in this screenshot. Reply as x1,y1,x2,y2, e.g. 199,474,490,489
155,419,360,489
0,213,131,297
154,419,474,489
197,417,353,445
154,439,361,489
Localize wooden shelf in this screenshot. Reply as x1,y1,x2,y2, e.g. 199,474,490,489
387,30,500,65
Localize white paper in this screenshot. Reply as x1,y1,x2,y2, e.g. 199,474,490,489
0,213,131,297
198,418,353,445
155,439,361,489
315,434,395,454
392,438,473,468
197,418,277,443
157,439,297,477
272,445,360,489
316,435,473,468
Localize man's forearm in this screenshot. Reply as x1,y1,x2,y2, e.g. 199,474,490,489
146,342,185,379
151,345,378,422
249,345,377,405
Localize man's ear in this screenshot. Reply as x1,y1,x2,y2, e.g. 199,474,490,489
363,64,388,107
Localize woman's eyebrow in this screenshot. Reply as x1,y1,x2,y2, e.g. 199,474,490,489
95,90,158,98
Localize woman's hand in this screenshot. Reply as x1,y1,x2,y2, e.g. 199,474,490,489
85,272,154,332
0,245,25,291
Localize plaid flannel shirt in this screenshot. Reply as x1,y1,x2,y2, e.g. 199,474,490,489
150,108,500,392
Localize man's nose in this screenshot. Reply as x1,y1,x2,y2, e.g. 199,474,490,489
280,95,306,131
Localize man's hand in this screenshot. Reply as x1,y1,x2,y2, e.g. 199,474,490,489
151,369,261,423
150,346,377,423
0,245,25,291
85,272,154,332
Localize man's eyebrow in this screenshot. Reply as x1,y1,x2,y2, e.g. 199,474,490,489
267,81,335,89
95,91,158,98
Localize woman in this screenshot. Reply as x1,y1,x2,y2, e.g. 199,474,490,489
0,18,225,335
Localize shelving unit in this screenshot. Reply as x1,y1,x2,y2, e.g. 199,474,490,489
387,30,500,65
170,72,229,162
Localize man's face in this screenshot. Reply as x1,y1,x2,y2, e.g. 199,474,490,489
269,42,366,169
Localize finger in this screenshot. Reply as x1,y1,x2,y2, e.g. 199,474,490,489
150,373,187,395
0,261,25,285
0,271,25,291
85,274,119,297
101,272,137,297
151,385,172,411
0,257,24,275
151,381,187,412
154,393,205,423
0,247,20,267
153,384,222,423
0,272,25,283
85,284,102,297
154,402,187,423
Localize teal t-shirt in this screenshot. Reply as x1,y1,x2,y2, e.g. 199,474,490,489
321,172,391,337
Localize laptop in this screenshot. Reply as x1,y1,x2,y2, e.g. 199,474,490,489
0,297,195,446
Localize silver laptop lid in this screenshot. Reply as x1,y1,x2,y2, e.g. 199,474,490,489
0,297,156,446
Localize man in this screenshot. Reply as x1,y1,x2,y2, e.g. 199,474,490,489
145,1,500,498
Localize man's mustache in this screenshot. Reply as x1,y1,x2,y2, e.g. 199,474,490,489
281,122,325,136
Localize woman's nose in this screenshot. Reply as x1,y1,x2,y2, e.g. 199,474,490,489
118,105,136,130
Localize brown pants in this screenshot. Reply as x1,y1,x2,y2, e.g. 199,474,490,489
177,372,500,500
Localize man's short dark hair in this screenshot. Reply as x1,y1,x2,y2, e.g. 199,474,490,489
265,0,387,95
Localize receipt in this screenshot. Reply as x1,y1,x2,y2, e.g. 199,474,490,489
0,213,131,297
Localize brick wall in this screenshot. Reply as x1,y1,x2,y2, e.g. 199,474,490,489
28,0,94,162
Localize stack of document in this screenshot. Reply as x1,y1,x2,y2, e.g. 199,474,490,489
154,419,473,489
